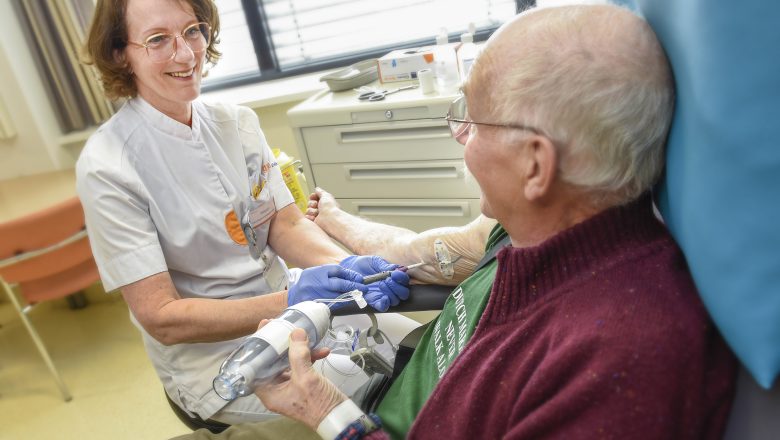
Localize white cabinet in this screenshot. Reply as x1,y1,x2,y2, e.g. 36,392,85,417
287,84,481,232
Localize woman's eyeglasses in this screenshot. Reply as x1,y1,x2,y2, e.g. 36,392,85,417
127,22,211,63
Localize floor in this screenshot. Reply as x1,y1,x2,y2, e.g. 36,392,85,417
0,170,189,439
0,285,191,440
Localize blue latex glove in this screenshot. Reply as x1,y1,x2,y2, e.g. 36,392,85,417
287,264,368,307
340,255,411,312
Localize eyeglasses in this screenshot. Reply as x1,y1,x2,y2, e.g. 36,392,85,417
445,95,545,139
127,22,211,63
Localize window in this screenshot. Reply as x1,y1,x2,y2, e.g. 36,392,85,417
204,0,531,90
206,0,260,80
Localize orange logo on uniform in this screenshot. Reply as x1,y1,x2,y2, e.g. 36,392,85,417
224,210,248,245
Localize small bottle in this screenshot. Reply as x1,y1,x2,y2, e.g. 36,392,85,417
213,302,331,401
273,148,309,213
434,29,460,92
457,31,478,80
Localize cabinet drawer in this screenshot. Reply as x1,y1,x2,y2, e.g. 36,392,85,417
339,198,481,232
302,119,463,164
312,160,480,199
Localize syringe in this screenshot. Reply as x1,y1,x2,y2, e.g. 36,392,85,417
361,261,426,284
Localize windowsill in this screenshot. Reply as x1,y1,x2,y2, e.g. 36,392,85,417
201,69,331,108
58,69,333,150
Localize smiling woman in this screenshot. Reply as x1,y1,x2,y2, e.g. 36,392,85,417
84,0,221,105
76,0,417,429
121,0,211,123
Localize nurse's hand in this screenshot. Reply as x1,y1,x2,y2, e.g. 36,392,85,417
340,255,411,312
255,328,347,430
288,264,368,307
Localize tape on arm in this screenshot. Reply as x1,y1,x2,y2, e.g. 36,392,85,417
401,215,497,285
316,399,366,439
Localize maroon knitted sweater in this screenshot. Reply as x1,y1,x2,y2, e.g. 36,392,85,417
369,196,736,439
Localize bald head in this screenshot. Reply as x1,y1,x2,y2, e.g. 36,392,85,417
467,4,674,206
472,5,662,90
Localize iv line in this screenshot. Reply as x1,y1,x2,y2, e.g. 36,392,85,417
313,290,367,309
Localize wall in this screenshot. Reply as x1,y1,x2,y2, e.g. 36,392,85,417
0,1,69,181
253,101,305,162
0,170,78,223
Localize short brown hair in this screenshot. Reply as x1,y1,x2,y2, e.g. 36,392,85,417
84,0,221,100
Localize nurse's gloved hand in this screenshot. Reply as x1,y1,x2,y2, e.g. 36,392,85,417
340,255,411,312
365,270,411,312
287,264,368,308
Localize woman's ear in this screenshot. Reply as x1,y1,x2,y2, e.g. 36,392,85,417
523,136,557,201
113,49,131,73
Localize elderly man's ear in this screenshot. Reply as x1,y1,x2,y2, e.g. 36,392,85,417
522,136,557,201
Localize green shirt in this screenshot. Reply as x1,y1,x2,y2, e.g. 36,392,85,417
376,225,507,439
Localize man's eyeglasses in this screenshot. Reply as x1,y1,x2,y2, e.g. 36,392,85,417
445,95,545,139
127,22,211,63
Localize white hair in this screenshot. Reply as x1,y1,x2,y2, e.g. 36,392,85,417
484,3,674,205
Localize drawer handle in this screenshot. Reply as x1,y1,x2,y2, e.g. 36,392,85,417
356,205,468,217
347,166,460,180
339,125,451,144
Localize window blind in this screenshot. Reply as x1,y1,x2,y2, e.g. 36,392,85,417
207,0,261,80
265,0,517,69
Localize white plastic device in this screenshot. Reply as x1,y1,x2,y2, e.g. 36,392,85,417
319,59,378,92
213,301,331,401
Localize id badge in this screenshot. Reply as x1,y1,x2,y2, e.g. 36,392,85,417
241,178,276,262
263,252,289,291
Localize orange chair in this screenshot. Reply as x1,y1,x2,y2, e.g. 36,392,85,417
0,196,100,401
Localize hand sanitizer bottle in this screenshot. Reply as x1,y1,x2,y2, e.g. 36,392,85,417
434,29,460,93
457,30,478,80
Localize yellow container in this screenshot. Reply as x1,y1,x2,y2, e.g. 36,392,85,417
273,148,309,213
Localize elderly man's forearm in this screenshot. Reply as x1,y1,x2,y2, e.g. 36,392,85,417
318,208,419,259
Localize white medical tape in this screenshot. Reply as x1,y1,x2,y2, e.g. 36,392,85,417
259,319,295,354
418,69,435,94
433,239,455,279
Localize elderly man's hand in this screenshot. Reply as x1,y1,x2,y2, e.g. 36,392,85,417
255,326,348,430
305,187,340,224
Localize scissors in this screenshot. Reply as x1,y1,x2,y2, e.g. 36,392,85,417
358,85,419,101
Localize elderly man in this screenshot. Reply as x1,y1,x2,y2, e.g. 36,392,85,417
249,4,737,439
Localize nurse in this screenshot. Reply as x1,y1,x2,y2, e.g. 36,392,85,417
76,0,412,425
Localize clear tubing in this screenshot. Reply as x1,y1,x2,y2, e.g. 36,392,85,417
314,290,366,309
